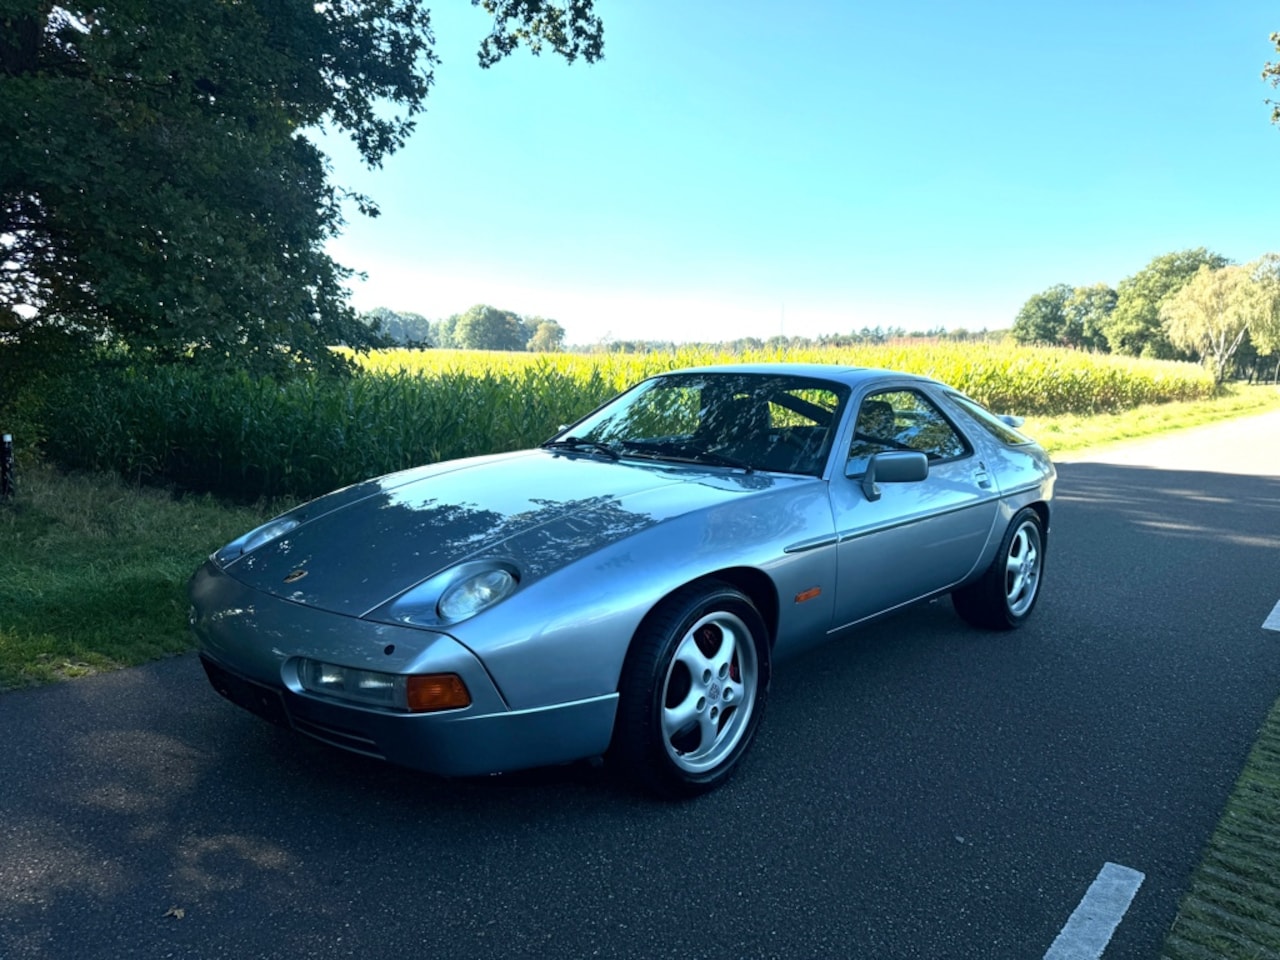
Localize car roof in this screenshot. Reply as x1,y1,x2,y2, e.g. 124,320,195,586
659,362,944,389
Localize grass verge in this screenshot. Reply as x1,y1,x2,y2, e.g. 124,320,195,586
0,467,271,689
1160,696,1280,959
1023,382,1280,456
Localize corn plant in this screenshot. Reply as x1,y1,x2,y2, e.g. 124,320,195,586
37,343,1215,501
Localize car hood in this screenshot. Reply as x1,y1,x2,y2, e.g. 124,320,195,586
220,449,790,617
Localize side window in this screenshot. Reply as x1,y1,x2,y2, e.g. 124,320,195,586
847,390,970,475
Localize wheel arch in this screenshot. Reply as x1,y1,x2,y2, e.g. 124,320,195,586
609,565,776,796
632,566,780,653
1026,499,1050,548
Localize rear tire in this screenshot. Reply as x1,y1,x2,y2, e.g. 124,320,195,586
610,581,770,799
952,508,1045,630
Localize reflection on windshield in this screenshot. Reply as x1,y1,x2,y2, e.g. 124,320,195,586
554,373,850,477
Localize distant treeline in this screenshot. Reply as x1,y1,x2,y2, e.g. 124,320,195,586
586,325,1002,355
361,304,566,352
361,306,1002,354
1010,248,1280,384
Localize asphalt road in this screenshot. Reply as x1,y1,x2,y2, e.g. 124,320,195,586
3,411,1279,960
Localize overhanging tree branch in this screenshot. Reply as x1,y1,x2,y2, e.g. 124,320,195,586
1,0,603,376
1265,31,1280,124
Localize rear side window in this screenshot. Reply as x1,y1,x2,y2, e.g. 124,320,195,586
946,393,1034,446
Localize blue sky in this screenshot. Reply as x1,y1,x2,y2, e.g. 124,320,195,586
321,1,1280,346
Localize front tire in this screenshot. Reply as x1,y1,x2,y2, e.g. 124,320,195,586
611,581,770,799
952,507,1045,630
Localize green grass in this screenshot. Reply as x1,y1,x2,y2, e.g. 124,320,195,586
1023,382,1280,456
1160,697,1280,959
0,467,271,689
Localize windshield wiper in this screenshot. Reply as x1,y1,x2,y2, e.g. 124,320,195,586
630,448,754,473
690,450,755,472
543,438,621,461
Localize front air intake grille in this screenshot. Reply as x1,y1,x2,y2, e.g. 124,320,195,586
291,717,385,759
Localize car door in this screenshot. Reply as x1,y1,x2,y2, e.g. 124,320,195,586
828,386,1000,631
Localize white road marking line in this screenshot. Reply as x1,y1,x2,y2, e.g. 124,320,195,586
1043,862,1145,960
1264,599,1280,633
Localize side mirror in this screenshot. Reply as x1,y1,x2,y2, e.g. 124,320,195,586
854,451,929,501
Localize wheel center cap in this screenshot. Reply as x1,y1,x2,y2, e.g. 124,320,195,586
708,681,721,702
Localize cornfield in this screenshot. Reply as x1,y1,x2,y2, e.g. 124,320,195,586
355,343,1215,415
36,343,1214,501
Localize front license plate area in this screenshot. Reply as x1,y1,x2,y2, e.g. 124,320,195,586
200,655,290,727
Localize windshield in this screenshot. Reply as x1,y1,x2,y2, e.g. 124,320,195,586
553,373,850,476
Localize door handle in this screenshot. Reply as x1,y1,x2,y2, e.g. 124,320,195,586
975,461,993,488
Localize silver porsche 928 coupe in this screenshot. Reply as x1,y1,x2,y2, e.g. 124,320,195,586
191,363,1055,797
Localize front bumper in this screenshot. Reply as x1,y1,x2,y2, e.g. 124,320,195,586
190,560,618,777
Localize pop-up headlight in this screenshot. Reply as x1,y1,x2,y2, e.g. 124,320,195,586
370,561,520,628
215,517,301,564
438,568,518,622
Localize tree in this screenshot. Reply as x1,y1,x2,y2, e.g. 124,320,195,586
453,304,526,350
1010,284,1072,346
1063,283,1116,351
1,1,603,375
1259,37,1280,377
1160,265,1259,383
1011,283,1114,349
361,307,433,345
1249,253,1280,381
430,314,459,349
527,318,566,352
1102,249,1230,358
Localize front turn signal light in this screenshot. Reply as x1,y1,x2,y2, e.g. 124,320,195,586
406,673,472,713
